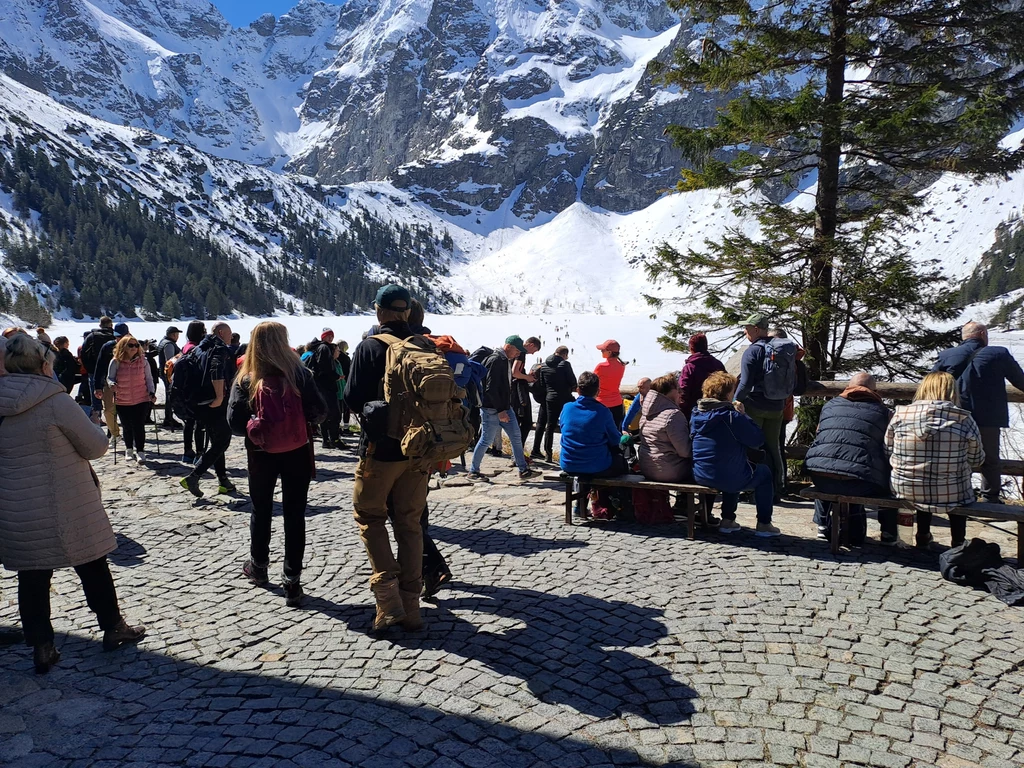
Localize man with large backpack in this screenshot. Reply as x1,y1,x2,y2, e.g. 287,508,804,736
81,316,114,428
179,322,236,499
344,285,471,635
735,312,798,497
157,326,181,430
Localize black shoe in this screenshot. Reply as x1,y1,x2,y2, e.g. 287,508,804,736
217,478,237,495
518,468,539,480
284,580,304,607
486,447,503,457
423,570,453,599
33,642,60,674
180,474,203,497
544,453,553,464
243,559,269,586
181,452,196,466
103,619,146,652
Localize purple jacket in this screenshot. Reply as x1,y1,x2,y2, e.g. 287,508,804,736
678,352,726,415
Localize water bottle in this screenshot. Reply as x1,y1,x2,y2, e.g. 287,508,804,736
897,510,915,546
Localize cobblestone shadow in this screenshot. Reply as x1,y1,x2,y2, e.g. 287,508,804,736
429,524,589,556
0,626,695,768
108,533,146,568
382,585,696,724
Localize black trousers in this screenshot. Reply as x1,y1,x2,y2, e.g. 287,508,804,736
319,385,341,444
194,406,231,479
878,508,967,545
248,445,312,581
184,418,207,457
117,402,150,451
161,378,176,425
609,404,625,431
533,399,563,457
18,557,121,646
516,404,532,450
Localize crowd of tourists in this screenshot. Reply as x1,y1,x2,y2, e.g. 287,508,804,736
1,289,1021,673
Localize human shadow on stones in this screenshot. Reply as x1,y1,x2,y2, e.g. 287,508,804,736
0,625,696,768
109,533,147,567
429,525,588,556
329,584,698,725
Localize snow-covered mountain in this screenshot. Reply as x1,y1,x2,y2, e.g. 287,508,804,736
1,0,1023,320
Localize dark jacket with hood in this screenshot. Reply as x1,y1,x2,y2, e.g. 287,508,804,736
678,351,726,415
480,348,513,412
94,338,119,389
305,338,340,391
932,338,1024,428
539,354,576,406
80,327,113,377
344,320,415,462
690,398,765,493
53,348,81,393
805,386,892,488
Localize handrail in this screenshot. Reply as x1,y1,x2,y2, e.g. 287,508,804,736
621,380,1024,402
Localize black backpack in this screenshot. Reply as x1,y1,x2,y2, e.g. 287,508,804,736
168,348,214,419
530,364,546,404
469,346,493,364
80,331,109,375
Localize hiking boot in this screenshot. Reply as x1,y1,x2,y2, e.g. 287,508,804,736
755,522,782,538
544,452,553,463
879,532,899,547
371,580,406,632
102,619,146,652
400,590,424,631
283,579,304,608
33,642,60,675
719,518,741,534
179,474,203,498
518,468,539,481
217,479,237,495
916,532,936,551
181,452,196,466
242,559,269,586
817,525,829,541
699,514,721,529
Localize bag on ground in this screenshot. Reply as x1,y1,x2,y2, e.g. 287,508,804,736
632,489,674,524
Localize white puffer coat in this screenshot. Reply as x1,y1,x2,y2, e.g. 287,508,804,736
0,374,115,571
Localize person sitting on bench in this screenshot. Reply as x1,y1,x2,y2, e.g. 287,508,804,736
559,371,627,478
637,374,693,483
886,371,984,549
805,372,896,546
690,371,780,537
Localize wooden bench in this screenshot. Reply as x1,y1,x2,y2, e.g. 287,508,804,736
800,488,1024,559
550,473,718,539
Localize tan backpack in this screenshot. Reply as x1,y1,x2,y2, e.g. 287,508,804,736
376,333,473,466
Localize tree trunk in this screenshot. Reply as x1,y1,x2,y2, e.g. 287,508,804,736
805,0,848,381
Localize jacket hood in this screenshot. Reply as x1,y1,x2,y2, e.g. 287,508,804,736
841,386,883,404
696,397,734,413
642,390,680,419
0,374,66,417
544,353,562,368
685,351,714,364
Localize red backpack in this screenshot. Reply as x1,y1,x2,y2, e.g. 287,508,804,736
246,376,308,454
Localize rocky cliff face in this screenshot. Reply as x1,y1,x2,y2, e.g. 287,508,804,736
0,0,718,216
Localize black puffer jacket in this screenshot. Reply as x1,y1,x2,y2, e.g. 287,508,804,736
481,349,513,411
805,387,891,488
539,354,575,405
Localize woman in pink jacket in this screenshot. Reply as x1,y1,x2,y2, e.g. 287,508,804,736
107,335,156,464
638,374,693,482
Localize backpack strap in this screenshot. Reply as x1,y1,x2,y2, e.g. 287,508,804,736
373,333,406,347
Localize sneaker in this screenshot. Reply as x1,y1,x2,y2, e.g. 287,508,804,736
33,642,60,675
242,559,269,585
125,448,137,462
217,479,237,495
467,471,487,482
181,452,196,466
486,447,504,458
108,436,117,449
134,451,146,465
755,522,782,538
719,518,741,534
179,475,203,498
283,580,304,608
817,525,829,541
102,618,146,652
518,468,539,480
699,514,721,529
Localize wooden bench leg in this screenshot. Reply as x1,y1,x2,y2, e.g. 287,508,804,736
1018,521,1023,564
831,501,845,555
685,493,696,540
564,481,573,526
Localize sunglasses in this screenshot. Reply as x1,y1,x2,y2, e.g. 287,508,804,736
126,343,140,348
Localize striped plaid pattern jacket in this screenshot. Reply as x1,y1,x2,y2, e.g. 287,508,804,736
885,400,985,509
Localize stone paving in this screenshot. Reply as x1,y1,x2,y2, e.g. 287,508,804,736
1,429,1024,768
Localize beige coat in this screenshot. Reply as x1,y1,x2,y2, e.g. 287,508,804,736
0,374,115,571
638,390,693,483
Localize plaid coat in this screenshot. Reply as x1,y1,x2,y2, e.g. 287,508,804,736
886,400,984,509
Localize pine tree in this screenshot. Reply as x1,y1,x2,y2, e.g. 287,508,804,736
649,0,1024,378
142,285,158,318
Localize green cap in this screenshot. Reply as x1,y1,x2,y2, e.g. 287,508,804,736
374,284,411,311
505,335,527,355
741,312,769,329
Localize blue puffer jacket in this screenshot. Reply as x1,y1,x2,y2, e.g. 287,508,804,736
690,398,765,493
804,387,891,487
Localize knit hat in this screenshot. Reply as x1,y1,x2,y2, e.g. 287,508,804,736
688,333,708,353
321,328,335,341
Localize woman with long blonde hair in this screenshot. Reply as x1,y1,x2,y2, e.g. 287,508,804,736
107,334,156,463
885,371,984,548
227,322,327,607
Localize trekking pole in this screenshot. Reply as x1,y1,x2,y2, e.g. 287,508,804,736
153,416,161,457
112,434,117,466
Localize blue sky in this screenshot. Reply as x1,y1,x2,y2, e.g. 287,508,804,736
212,0,343,27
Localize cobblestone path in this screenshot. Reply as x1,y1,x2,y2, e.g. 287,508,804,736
1,432,1023,767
